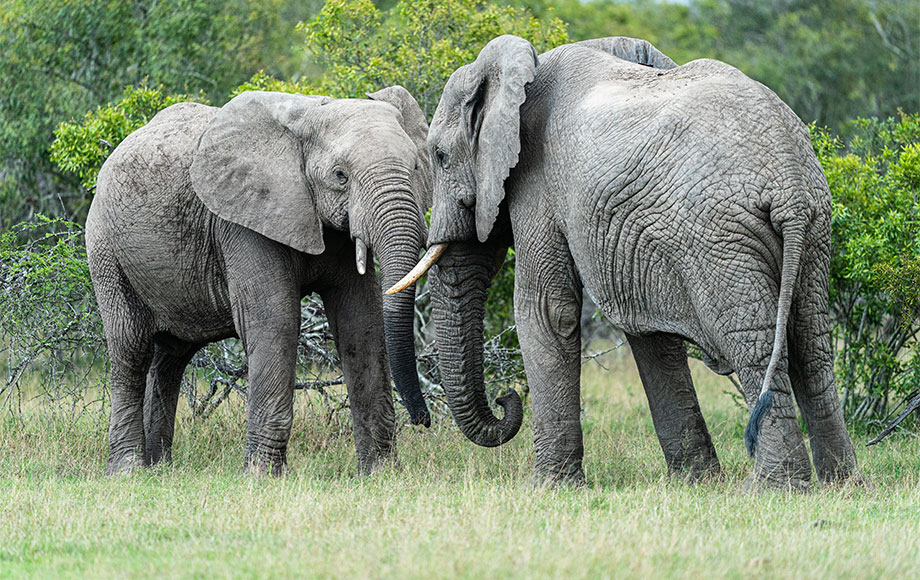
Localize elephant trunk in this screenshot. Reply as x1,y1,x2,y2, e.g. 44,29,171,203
429,243,523,447
367,181,431,427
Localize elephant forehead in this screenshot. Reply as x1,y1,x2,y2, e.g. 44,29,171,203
322,99,401,129
429,67,478,134
316,102,415,151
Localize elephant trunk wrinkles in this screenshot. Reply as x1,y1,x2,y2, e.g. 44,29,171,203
430,244,523,447
368,181,431,427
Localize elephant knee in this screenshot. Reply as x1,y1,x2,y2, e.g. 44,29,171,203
519,290,581,351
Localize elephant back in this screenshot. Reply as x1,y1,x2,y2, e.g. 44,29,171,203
96,102,218,208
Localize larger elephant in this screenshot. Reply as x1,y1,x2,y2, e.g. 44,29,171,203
88,87,431,476
394,36,859,489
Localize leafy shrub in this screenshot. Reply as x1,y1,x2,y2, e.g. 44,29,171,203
0,216,105,414
50,85,207,190
300,0,567,116
814,112,920,425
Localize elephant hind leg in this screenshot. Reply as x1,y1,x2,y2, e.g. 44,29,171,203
144,339,201,466
90,250,155,474
736,363,812,491
788,313,859,483
627,332,720,480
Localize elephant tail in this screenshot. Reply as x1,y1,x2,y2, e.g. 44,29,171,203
744,214,809,458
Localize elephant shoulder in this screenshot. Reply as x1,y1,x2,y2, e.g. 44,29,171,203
139,102,218,155
96,102,218,221
677,58,745,76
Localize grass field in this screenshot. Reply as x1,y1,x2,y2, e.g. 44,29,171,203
1,347,918,579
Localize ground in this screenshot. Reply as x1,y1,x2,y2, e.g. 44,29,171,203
1,345,918,579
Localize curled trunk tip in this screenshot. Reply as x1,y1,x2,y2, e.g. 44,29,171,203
465,390,524,447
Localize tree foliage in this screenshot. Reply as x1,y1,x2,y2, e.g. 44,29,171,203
813,113,920,423
0,0,321,228
300,0,567,117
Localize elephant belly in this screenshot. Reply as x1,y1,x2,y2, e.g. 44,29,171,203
584,263,697,339
102,196,236,344
572,210,727,366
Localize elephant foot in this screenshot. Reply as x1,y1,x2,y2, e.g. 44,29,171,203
740,472,811,493
665,448,722,483
669,462,722,484
532,466,587,489
813,451,860,486
818,469,871,490
144,444,173,467
357,452,400,477
244,450,287,477
105,451,146,475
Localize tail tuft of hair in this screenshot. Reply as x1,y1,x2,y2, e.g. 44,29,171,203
744,389,774,458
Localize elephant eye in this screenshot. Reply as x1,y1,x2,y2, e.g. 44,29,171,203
334,169,348,185
435,149,448,169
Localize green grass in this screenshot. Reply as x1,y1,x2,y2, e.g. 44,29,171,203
1,349,918,579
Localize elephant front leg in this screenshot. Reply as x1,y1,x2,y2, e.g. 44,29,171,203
320,274,397,476
515,240,586,486
626,333,720,480
236,301,300,477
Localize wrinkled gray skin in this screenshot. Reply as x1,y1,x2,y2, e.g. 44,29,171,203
87,88,432,476
425,35,859,489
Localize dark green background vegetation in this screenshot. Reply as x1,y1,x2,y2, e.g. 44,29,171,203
1,0,918,431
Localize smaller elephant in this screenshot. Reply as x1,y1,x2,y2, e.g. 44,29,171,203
87,87,432,475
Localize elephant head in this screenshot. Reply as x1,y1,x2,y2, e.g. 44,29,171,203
190,88,432,426
385,36,539,447
388,36,679,447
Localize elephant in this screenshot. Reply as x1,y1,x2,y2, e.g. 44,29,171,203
87,87,432,476
391,35,859,489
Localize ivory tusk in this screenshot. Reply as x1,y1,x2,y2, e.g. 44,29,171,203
355,237,367,275
385,243,448,295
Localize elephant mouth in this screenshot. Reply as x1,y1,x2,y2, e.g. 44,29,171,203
385,242,449,294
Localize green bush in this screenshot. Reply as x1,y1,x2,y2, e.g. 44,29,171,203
0,216,105,413
300,0,567,116
50,85,206,191
813,112,920,425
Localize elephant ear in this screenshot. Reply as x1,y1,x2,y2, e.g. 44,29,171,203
367,85,433,209
464,35,539,243
190,91,330,255
573,37,678,70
